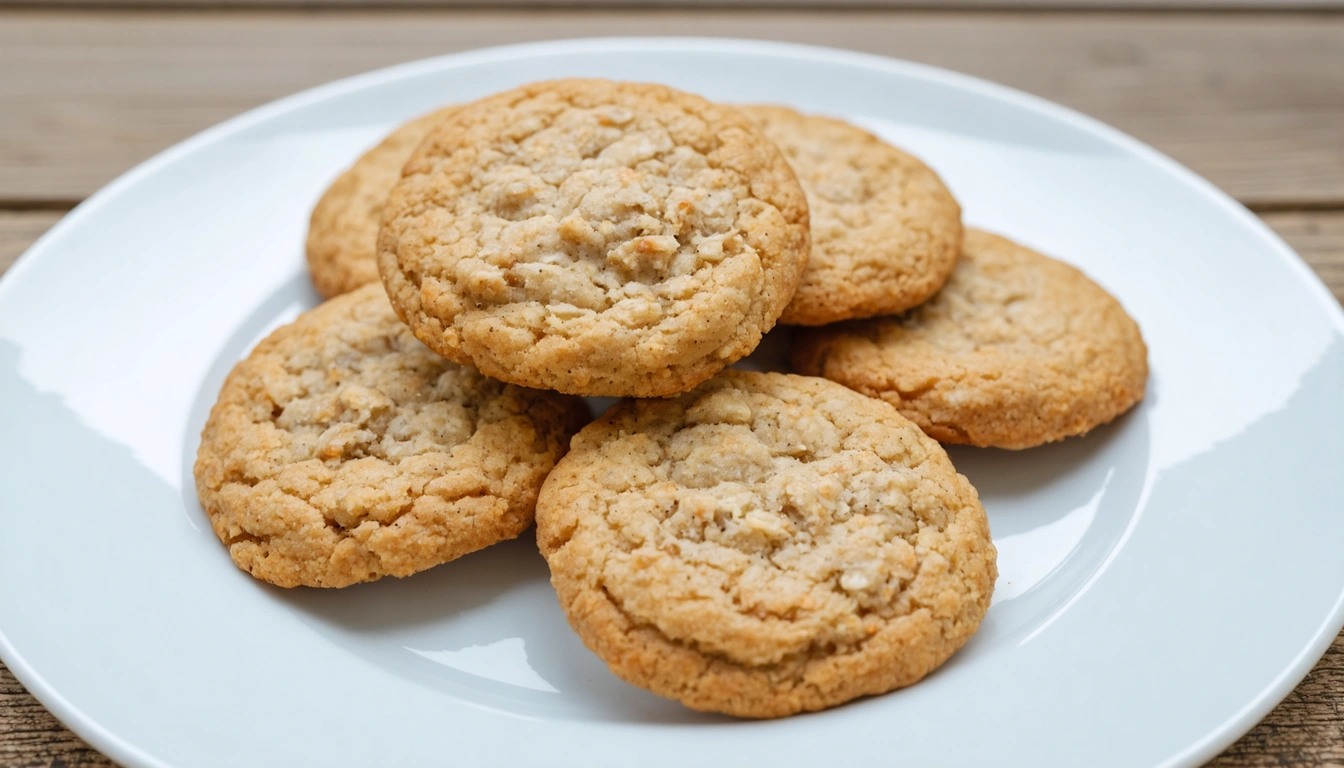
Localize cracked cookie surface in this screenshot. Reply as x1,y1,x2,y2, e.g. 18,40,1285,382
793,229,1148,449
306,106,458,299
193,283,588,588
742,105,962,326
378,79,810,397
536,371,995,717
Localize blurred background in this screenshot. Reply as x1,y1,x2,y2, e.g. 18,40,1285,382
2,0,1342,303
1,0,1341,765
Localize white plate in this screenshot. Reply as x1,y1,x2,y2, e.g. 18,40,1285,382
1,38,1342,768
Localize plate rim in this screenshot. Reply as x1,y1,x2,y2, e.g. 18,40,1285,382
2,36,1342,768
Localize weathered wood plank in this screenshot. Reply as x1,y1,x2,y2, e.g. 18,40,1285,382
0,212,62,277
0,209,1341,766
0,660,113,768
1,10,1342,205
1261,211,1344,305
1208,630,1344,766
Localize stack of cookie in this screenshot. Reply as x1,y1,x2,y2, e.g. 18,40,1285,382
196,78,1146,719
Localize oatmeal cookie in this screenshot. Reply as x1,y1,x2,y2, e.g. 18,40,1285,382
793,229,1148,449
743,105,962,326
306,106,457,298
378,79,810,397
536,371,995,717
194,283,588,588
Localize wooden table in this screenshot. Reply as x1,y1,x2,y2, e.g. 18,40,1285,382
1,4,1342,766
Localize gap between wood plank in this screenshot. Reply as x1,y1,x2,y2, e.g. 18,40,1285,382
1241,201,1344,213
0,199,83,212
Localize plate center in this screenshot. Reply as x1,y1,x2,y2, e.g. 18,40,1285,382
179,271,1151,721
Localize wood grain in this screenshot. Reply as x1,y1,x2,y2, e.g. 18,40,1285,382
0,210,1340,765
0,661,110,768
1208,630,1344,766
1262,211,1344,304
2,9,1343,205
0,212,62,276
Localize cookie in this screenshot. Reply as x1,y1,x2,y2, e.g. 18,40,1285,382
793,229,1148,449
742,105,962,326
306,106,457,299
536,371,996,718
377,79,810,397
193,283,588,588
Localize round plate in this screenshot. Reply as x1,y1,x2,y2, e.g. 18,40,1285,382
1,38,1341,768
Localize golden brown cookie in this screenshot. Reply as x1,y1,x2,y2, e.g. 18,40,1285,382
306,106,457,299
793,229,1148,449
742,105,962,326
378,79,810,398
536,371,995,718
193,283,588,588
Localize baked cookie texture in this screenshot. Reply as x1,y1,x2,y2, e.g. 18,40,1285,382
742,105,962,326
378,79,810,397
194,283,588,588
306,106,457,299
536,371,996,718
793,229,1148,449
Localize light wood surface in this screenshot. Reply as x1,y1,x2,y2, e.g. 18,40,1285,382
3,10,1344,205
1267,212,1344,301
0,212,61,276
1,7,1342,765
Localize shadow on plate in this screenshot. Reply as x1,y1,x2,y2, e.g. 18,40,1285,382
955,399,1152,649
273,534,722,724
